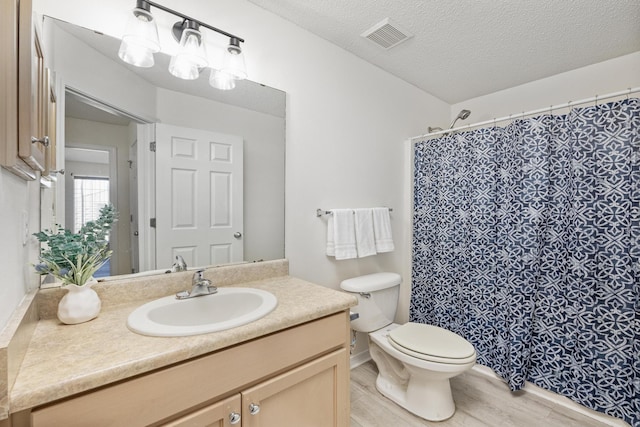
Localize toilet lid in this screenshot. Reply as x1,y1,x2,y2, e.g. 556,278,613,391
387,323,476,363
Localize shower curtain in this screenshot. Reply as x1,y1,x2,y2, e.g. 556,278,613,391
411,98,639,426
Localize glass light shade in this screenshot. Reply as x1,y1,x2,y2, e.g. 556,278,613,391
118,39,155,68
118,7,160,68
209,69,236,90
221,49,247,80
169,28,208,80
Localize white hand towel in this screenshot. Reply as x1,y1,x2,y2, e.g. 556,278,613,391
354,208,376,258
373,207,394,252
326,214,335,256
331,209,358,260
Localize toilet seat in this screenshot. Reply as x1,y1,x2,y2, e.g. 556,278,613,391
387,322,476,365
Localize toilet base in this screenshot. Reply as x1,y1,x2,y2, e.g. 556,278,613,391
368,325,475,422
371,344,456,421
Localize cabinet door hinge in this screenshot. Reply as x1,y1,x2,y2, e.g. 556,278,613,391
149,141,156,152
150,218,156,228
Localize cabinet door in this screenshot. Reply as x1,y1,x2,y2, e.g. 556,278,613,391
17,0,46,172
161,395,242,427
0,0,36,179
241,349,349,427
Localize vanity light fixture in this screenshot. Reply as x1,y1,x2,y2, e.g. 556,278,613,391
119,0,247,88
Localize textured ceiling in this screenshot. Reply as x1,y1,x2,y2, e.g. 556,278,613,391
246,0,640,103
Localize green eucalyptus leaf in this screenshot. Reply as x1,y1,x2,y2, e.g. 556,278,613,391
33,204,118,285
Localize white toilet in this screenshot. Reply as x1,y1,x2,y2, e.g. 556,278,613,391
341,272,476,421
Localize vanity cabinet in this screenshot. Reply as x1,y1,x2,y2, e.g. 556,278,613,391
16,312,350,427
0,0,48,180
162,395,241,427
165,350,344,427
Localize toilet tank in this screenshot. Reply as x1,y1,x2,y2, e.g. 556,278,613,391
340,273,401,332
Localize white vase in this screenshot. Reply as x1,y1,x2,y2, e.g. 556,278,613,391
57,281,101,325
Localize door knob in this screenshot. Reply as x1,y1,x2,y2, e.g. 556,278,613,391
234,232,242,238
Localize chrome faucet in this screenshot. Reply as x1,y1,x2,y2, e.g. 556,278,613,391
165,255,187,273
175,269,217,299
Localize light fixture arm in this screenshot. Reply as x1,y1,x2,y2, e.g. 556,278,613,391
138,0,245,44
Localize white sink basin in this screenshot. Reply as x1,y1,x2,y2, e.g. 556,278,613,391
127,287,278,337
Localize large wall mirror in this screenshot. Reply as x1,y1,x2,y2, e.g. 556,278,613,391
41,16,285,281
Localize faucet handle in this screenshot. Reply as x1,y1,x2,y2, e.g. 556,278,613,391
192,269,205,284
176,269,215,299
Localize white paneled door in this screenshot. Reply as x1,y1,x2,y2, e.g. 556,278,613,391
155,123,243,269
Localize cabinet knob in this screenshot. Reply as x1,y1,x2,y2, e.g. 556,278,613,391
31,136,50,147
249,403,260,415
229,412,241,424
234,232,242,239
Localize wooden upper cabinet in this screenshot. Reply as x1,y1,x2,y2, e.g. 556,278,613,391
0,0,32,180
18,0,47,172
0,0,47,180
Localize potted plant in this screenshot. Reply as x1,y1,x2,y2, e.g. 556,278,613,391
34,204,117,324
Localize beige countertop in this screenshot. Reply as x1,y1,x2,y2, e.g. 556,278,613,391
9,275,357,413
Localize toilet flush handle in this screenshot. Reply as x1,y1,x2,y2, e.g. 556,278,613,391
359,292,371,299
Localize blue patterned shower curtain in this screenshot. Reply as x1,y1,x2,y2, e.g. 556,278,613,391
411,98,639,426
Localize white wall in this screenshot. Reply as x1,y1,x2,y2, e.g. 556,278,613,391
0,172,41,329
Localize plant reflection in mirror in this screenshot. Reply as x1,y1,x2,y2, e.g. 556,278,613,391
34,204,118,286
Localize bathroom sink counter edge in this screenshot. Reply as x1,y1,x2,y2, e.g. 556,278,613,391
8,272,357,413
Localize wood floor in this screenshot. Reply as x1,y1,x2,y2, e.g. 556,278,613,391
350,361,624,427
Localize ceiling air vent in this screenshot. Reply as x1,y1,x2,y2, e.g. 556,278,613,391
361,18,413,50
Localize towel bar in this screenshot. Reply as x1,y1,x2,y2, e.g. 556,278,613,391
316,207,393,217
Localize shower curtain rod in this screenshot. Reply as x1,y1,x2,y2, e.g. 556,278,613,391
412,86,640,141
